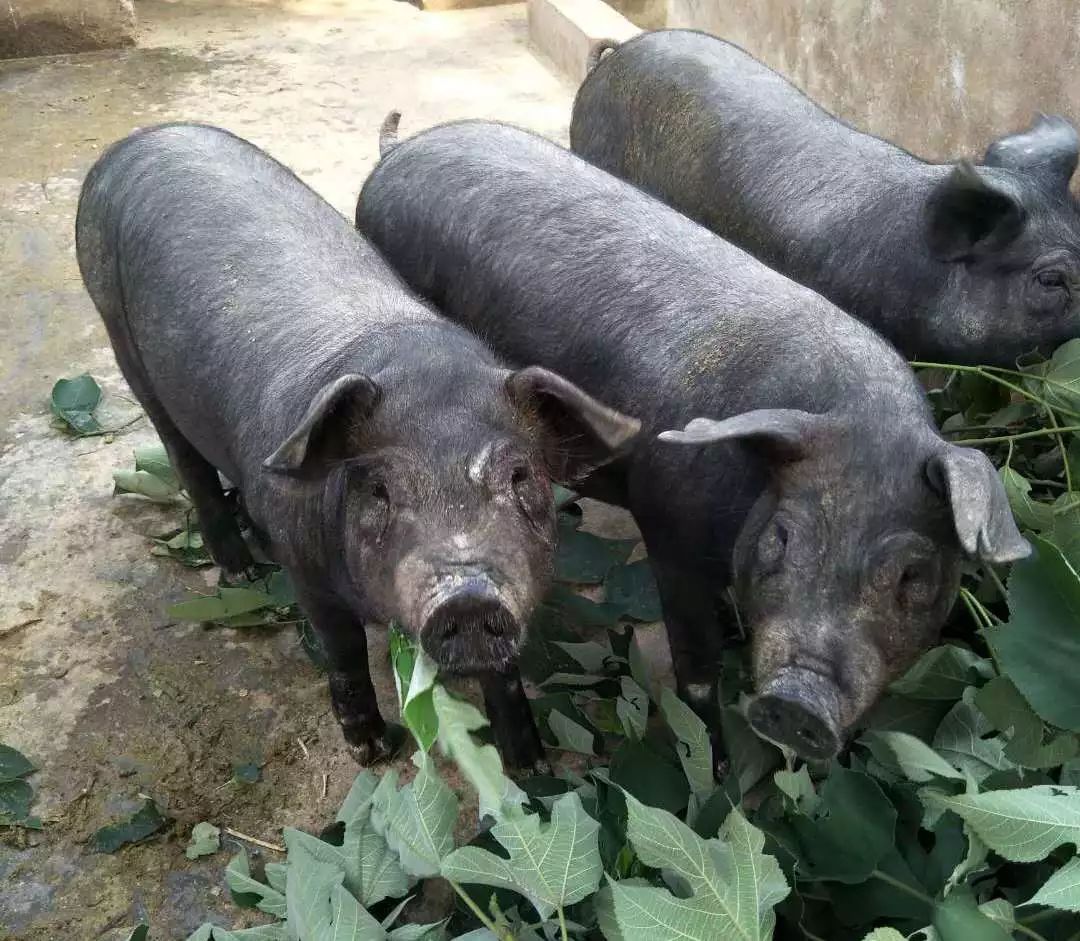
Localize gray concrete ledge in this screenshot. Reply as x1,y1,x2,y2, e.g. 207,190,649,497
528,0,640,86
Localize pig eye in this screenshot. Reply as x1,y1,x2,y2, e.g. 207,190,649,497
757,519,788,573
1036,269,1068,291
511,464,531,487
897,561,936,608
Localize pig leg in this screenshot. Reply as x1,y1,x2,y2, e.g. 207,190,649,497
295,586,398,765
480,668,548,773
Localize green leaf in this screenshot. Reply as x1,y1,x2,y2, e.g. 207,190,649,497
606,797,788,941
924,785,1080,862
773,767,818,814
51,373,104,436
1000,467,1056,531
431,686,525,822
990,536,1080,731
441,792,602,920
931,888,1013,941
603,560,662,621
889,645,991,700
389,624,439,752
126,928,150,941
609,738,690,816
659,688,715,803
225,850,286,917
549,708,598,755
167,587,278,623
1024,855,1080,912
1041,338,1080,412
113,469,183,503
556,529,635,584
719,706,781,796
286,840,386,940
0,744,35,781
781,767,896,882
91,798,168,852
616,677,649,742
233,761,261,785
185,821,221,859
555,640,618,673
931,688,1012,783
860,931,906,941
134,443,178,487
861,730,965,783
975,675,1078,768
230,925,288,940
371,757,457,878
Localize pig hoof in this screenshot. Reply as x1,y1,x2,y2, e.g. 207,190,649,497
345,723,406,766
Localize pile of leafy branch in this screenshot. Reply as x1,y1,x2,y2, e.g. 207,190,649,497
104,340,1080,940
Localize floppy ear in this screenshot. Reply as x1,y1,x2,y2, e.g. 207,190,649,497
926,445,1031,564
263,374,382,474
983,114,1079,191
506,366,640,482
925,161,1026,261
658,408,824,460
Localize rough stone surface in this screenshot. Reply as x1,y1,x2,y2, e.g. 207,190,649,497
0,0,136,59
667,0,1080,161
528,0,640,85
0,2,669,938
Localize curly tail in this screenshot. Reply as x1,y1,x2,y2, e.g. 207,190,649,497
379,110,402,157
586,39,619,73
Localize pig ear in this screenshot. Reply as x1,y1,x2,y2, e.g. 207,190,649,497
263,374,382,474
506,366,641,482
925,161,1027,261
926,445,1031,564
983,114,1079,191
658,409,822,460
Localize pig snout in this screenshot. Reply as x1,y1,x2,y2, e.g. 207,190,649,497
419,576,522,674
748,669,844,760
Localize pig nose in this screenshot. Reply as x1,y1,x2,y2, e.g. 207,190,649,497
420,593,520,670
748,685,843,760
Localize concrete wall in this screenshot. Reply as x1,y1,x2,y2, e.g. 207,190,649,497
667,0,1080,162
1,0,136,59
529,0,641,86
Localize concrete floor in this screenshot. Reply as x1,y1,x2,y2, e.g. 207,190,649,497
0,3,638,937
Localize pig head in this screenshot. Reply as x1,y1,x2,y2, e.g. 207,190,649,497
661,409,1029,759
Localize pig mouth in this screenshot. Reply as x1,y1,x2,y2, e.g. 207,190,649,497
747,666,847,761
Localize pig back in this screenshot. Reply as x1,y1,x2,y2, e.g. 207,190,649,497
357,120,925,433
78,123,438,484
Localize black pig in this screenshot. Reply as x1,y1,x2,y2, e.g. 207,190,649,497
357,118,1029,760
570,31,1080,367
76,124,639,770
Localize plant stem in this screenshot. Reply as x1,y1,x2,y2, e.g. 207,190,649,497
951,424,1080,446
985,565,1009,605
558,906,569,941
1049,408,1075,493
1014,923,1052,941
912,360,1080,422
869,868,935,907
959,589,1005,675
448,879,512,941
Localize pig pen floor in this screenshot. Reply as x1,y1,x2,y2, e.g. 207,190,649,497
0,3,666,937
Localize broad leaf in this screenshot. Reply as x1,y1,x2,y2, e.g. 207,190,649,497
603,560,662,621
991,536,1080,731
861,730,964,783
1041,337,1080,412
925,785,1080,861
389,625,439,752
431,686,525,822
286,840,386,940
975,676,1078,769
1000,467,1055,531
616,677,648,742
167,587,278,623
549,709,598,755
604,796,788,941
659,688,714,802
441,793,602,920
371,758,457,878
0,744,35,782
1024,855,1080,912
931,888,1013,941
91,799,168,853
889,645,991,700
932,688,1012,783
51,373,104,435
225,850,287,917
556,529,635,584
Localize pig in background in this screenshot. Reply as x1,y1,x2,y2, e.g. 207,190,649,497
357,116,1030,763
571,30,1080,368
75,123,639,771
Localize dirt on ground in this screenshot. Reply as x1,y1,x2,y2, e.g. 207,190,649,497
0,4,665,938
